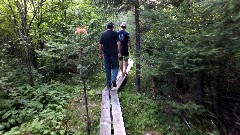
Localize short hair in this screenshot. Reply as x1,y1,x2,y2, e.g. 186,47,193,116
106,22,113,29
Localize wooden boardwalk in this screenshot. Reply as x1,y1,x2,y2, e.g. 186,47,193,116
100,59,134,135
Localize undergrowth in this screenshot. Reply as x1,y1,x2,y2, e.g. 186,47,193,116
65,71,105,135
119,69,218,135
119,70,161,135
0,81,80,135
0,68,218,135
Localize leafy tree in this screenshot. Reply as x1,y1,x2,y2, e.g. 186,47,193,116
140,0,240,134
0,0,112,134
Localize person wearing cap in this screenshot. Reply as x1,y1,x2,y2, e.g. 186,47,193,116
118,22,130,76
99,22,122,89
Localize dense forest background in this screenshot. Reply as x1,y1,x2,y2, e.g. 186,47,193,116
0,0,240,134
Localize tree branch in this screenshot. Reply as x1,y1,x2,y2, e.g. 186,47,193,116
6,0,22,38
27,0,38,34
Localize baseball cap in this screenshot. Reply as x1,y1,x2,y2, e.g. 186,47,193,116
121,22,127,27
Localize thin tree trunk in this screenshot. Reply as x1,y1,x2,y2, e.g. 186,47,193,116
135,0,140,94
21,0,35,86
27,62,34,86
38,0,45,50
214,64,226,135
8,0,38,86
198,71,205,105
22,0,34,86
83,79,90,135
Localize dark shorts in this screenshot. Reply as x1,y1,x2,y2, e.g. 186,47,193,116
119,48,129,61
121,49,129,56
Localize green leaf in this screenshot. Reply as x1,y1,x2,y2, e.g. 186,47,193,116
0,124,4,130
2,111,11,119
60,130,65,135
43,130,50,134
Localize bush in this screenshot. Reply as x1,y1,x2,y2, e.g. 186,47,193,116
0,82,79,134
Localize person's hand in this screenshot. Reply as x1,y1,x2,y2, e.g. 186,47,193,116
118,52,122,58
99,54,103,59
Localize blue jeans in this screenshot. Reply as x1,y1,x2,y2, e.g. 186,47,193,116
104,55,119,87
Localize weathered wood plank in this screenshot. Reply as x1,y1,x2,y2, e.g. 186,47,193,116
126,59,134,74
110,59,134,135
100,88,111,135
110,90,126,135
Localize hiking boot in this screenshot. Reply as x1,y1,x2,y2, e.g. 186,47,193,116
112,80,117,87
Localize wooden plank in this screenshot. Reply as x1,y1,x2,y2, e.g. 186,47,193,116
110,90,126,135
110,59,134,135
125,59,134,74
100,88,111,135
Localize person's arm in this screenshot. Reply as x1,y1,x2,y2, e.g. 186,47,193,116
99,33,104,59
128,40,131,48
127,33,130,48
116,32,122,58
98,43,103,59
117,41,121,58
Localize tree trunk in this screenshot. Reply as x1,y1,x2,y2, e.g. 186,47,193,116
22,0,35,86
214,64,226,135
83,79,91,135
197,71,205,105
38,0,45,50
27,62,34,86
8,0,39,86
134,0,140,94
27,46,34,86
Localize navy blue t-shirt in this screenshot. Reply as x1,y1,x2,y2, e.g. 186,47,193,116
118,30,130,56
100,30,120,57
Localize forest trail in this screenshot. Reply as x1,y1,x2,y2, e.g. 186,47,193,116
100,59,134,135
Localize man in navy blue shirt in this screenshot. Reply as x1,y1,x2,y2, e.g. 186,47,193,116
118,22,130,76
99,22,121,89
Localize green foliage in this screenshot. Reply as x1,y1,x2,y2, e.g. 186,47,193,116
141,0,240,76
140,0,240,134
121,92,159,135
35,0,105,81
159,101,217,135
0,0,115,134
119,72,217,135
65,85,102,135
0,82,80,134
1,0,239,134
